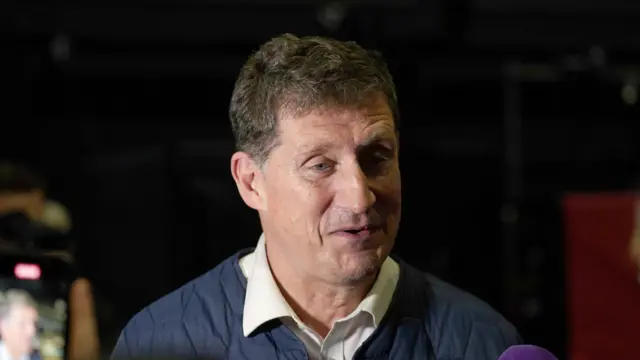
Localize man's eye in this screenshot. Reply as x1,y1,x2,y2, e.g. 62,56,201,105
373,151,391,162
367,149,394,166
310,162,333,172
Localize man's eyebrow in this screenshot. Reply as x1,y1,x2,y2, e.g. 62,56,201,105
359,131,397,148
294,142,333,163
295,131,397,163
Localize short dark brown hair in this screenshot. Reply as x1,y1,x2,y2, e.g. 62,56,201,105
229,33,399,165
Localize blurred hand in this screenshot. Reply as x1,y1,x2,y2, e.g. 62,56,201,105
68,278,100,360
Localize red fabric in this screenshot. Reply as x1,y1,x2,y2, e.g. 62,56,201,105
563,193,640,360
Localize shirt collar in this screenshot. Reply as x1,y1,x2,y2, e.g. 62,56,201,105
353,255,399,326
242,234,298,336
241,234,399,336
0,343,30,360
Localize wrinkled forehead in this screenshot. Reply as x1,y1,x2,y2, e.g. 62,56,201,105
277,101,397,150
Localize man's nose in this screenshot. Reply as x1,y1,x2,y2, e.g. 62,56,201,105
335,162,376,213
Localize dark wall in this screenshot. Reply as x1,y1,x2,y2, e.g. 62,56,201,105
3,2,640,357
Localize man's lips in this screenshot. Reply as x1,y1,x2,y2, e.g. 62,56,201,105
331,225,382,239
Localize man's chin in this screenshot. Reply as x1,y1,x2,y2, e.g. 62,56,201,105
339,255,383,284
341,268,379,286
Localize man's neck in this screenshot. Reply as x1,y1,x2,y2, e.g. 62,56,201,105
265,241,376,338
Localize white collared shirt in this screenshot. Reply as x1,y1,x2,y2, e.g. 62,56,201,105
239,234,400,360
0,342,30,360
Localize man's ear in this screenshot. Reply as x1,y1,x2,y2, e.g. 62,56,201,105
230,152,266,211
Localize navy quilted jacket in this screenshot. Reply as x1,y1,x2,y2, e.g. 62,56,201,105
111,249,522,360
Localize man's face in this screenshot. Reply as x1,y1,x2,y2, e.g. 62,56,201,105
259,98,401,285
0,304,38,356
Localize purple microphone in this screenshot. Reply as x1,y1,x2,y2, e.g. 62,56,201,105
497,345,559,360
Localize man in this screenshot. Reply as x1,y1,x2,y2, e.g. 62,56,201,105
0,164,102,359
111,34,521,360
0,281,100,360
0,290,39,360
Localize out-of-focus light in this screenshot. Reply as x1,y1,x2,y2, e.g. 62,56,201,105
621,83,637,106
317,2,346,32
50,34,71,62
15,263,41,280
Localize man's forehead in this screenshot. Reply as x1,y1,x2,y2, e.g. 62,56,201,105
289,122,395,156
281,105,394,135
9,303,37,313
297,127,394,149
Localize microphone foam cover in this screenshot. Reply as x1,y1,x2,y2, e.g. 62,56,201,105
497,345,559,360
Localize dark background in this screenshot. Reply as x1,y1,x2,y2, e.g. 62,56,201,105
2,0,639,358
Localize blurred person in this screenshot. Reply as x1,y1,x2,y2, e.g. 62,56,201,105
0,164,99,360
0,290,39,360
631,197,640,277
0,282,99,360
112,34,521,360
565,193,640,360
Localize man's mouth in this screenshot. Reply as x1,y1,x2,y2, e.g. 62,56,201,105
335,225,381,238
343,226,374,234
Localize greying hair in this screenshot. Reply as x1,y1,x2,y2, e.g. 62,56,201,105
229,33,399,165
0,289,37,321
